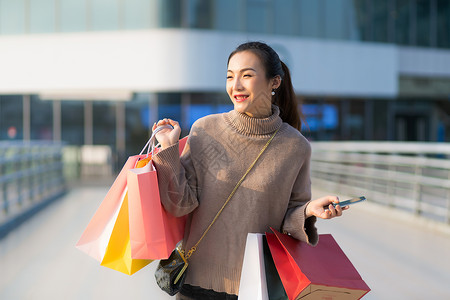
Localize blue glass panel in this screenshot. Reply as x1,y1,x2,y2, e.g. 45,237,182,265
60,0,87,32
214,0,241,31
373,0,389,42
0,0,26,34
437,0,450,48
61,101,84,145
416,0,431,46
124,0,156,29
93,101,116,146
189,104,213,126
298,0,322,38
30,0,56,33
395,0,411,45
353,0,372,41
0,95,23,140
31,96,53,140
274,0,295,35
188,0,213,29
91,0,120,30
246,0,270,33
324,0,349,40
159,0,182,27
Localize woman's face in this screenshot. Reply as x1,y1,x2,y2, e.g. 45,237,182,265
227,51,280,118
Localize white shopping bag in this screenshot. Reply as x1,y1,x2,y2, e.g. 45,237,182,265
238,233,268,300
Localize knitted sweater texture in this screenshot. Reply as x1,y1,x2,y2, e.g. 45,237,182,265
153,106,318,295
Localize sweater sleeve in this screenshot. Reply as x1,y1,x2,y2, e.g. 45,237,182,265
281,144,319,246
152,136,199,217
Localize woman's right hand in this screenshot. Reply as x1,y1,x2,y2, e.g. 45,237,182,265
152,118,181,149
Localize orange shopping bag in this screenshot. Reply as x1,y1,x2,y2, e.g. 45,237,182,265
128,136,187,260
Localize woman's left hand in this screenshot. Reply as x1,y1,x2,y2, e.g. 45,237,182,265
305,196,349,219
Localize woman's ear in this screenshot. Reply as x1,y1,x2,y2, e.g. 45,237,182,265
271,75,282,90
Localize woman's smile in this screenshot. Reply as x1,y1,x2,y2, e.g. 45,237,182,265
226,50,276,118
234,94,249,102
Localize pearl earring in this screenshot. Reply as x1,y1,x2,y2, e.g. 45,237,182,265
271,90,275,96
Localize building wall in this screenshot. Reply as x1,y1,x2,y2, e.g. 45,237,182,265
0,0,449,164
0,29,402,97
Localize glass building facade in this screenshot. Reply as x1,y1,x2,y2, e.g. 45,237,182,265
1,0,449,172
0,0,449,48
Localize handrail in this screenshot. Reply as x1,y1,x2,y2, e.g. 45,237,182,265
0,141,66,238
310,142,450,224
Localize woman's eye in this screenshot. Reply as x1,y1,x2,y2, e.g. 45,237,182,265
226,75,233,79
243,74,252,78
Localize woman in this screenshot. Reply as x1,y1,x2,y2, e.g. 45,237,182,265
152,41,347,300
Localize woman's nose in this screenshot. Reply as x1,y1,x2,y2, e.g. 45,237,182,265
233,78,243,90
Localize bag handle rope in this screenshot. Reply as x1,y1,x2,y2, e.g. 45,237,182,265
182,127,280,260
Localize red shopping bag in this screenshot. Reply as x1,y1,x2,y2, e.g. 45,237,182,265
128,137,188,260
266,228,370,300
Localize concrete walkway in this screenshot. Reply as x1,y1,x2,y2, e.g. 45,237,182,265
0,186,449,299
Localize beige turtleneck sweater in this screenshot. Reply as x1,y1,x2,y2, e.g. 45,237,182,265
153,106,318,296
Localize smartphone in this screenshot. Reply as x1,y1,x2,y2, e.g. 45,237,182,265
323,196,366,209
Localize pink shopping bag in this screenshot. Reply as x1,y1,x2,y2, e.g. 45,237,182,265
76,156,142,262
128,136,188,260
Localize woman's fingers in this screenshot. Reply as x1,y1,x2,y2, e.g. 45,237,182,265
152,118,182,149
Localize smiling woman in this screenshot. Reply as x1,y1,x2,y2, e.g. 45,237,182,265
226,52,279,118
151,41,347,300
227,42,302,131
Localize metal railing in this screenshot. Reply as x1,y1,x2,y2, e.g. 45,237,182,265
310,142,450,224
0,141,66,238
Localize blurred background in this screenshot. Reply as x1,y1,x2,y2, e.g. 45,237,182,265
0,1,449,299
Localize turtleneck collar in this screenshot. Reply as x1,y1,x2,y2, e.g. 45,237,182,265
223,105,283,137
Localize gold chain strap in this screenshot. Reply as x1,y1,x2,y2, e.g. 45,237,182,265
182,128,280,260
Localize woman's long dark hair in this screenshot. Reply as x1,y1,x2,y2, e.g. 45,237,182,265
227,41,303,131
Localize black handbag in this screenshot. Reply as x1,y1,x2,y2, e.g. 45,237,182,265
155,244,188,296
155,128,279,295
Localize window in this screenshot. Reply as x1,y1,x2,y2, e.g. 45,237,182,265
123,0,157,29
353,0,372,41
0,95,23,140
189,0,213,29
31,96,53,140
298,0,322,38
437,0,450,48
372,0,389,42
159,0,182,27
93,101,116,146
91,0,120,31
60,0,88,32
30,0,56,33
0,0,26,34
395,0,411,45
324,0,352,40
274,0,296,36
214,0,242,31
61,101,84,145
246,0,271,33
416,0,431,47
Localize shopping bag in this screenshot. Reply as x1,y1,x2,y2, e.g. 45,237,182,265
76,156,142,262
76,155,153,275
128,136,188,260
238,233,268,300
266,228,370,300
99,190,153,274
262,235,288,300
77,127,188,274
